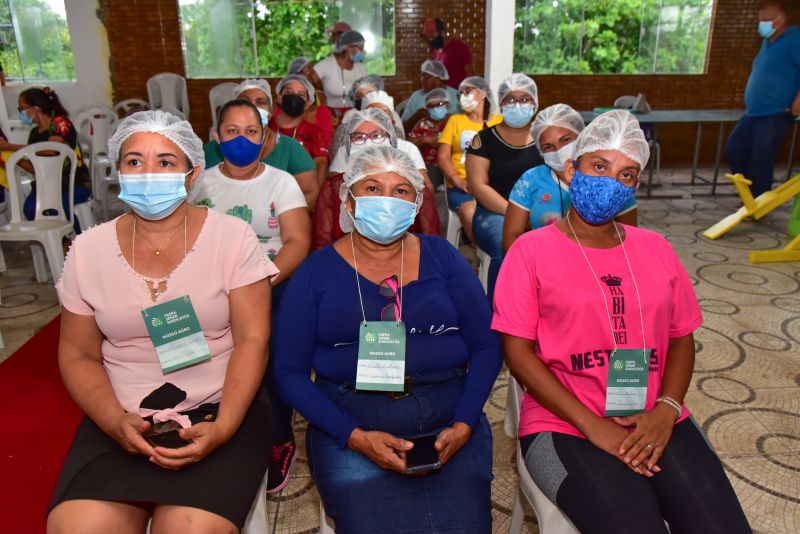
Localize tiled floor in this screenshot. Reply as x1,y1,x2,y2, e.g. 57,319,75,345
1,167,798,533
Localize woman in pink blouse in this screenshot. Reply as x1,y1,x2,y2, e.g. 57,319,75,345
47,111,278,533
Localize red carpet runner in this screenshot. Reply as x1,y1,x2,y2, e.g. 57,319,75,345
0,316,83,533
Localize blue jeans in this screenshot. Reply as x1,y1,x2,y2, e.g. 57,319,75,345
23,186,92,234
308,371,493,533
472,205,504,303
725,111,794,196
445,187,474,212
265,281,294,445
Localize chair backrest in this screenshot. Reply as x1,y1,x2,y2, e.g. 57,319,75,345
75,105,118,157
147,73,190,118
209,82,238,131
6,120,33,144
7,142,76,225
114,98,150,118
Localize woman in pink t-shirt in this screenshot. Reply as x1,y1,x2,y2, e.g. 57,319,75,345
48,111,279,532
493,110,750,533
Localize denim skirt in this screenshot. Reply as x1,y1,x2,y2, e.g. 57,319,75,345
307,369,493,534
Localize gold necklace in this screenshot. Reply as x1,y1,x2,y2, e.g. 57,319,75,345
132,214,188,299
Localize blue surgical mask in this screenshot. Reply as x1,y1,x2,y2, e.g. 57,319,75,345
19,109,33,126
349,193,417,244
118,171,191,220
428,106,447,121
568,167,636,225
351,51,365,63
219,134,263,167
758,19,777,38
502,103,534,128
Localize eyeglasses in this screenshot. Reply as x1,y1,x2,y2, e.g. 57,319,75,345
17,105,33,113
349,129,390,145
379,275,401,322
425,101,447,109
502,95,535,106
458,87,477,97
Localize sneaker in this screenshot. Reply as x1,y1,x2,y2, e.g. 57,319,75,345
266,439,297,493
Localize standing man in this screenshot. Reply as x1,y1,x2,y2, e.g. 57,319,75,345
329,21,351,46
726,1,800,196
422,18,475,89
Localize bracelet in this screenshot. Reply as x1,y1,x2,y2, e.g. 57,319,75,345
656,396,682,418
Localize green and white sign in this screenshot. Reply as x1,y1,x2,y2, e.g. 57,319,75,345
356,321,406,392
142,295,211,374
605,348,651,416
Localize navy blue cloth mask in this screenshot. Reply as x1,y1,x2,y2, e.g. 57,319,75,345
568,167,636,225
219,134,263,167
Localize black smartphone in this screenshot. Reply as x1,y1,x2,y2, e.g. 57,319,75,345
144,421,191,449
404,433,442,474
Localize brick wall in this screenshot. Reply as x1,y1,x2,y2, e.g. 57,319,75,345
101,0,797,165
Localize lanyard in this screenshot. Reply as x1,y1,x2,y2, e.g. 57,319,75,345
565,212,648,364
350,232,404,325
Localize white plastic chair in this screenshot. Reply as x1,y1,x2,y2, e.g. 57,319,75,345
75,107,119,221
147,73,190,119
209,82,238,133
476,248,490,294
444,193,462,248
0,143,78,283
113,98,150,118
507,377,580,534
6,119,34,144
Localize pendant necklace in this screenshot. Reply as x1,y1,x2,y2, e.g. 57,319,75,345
132,213,188,300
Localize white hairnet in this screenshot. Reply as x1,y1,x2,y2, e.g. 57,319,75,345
574,109,650,169
339,145,424,233
344,108,398,156
108,110,204,172
531,103,585,147
287,57,312,75
276,74,315,102
363,90,394,111
232,79,272,107
498,73,538,111
335,30,365,53
425,87,451,105
459,76,493,105
421,60,449,80
352,74,384,96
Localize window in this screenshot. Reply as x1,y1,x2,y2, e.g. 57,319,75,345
514,0,715,75
179,0,395,79
0,0,75,82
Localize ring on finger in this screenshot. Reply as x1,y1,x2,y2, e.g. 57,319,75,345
645,443,654,449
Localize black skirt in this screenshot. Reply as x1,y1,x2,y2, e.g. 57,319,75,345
49,392,272,528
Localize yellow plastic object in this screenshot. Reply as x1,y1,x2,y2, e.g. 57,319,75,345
703,173,800,240
749,234,800,263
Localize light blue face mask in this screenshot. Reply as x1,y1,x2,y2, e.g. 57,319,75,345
428,105,447,121
758,19,778,38
118,171,191,220
19,109,34,126
349,193,417,244
502,103,534,128
351,51,365,63
568,166,636,225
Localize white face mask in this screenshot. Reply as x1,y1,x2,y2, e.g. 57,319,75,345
542,140,577,172
459,93,479,113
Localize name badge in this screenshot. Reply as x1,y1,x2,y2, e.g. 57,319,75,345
142,295,211,374
356,321,406,392
604,348,651,416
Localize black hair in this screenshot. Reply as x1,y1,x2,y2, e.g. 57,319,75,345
217,99,263,131
482,99,491,122
434,18,445,32
20,87,69,117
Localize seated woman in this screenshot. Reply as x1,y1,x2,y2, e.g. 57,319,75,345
314,109,440,248
466,73,543,301
407,88,454,191
330,75,385,157
274,145,502,534
437,76,501,244
17,87,91,229
203,79,319,209
493,110,751,534
48,110,277,533
271,74,333,187
192,99,310,493
502,104,638,251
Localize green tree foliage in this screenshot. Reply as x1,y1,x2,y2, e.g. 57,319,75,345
514,0,714,74
180,0,395,79
0,0,74,81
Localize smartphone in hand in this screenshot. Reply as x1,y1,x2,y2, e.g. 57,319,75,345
144,420,191,449
404,433,442,474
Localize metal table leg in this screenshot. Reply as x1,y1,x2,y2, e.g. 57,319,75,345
691,122,702,184
711,122,725,196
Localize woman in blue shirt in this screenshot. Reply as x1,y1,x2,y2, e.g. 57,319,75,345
502,104,638,252
274,145,501,533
